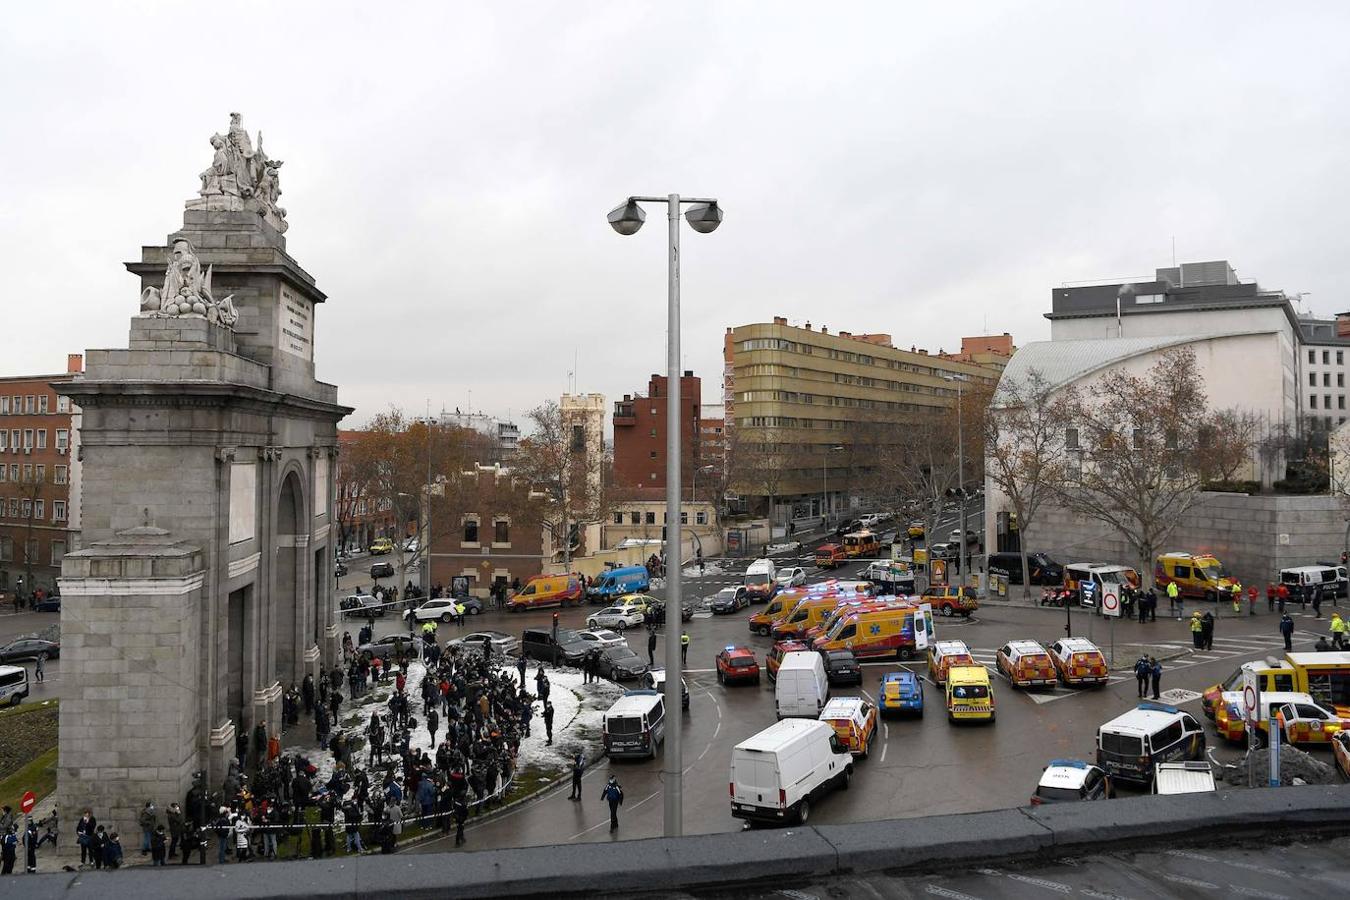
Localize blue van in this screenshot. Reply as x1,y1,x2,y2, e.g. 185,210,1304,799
588,565,651,604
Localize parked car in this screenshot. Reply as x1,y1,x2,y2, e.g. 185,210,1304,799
878,671,924,717
33,595,61,613
402,538,420,554
709,586,750,614
599,645,649,681
821,649,862,686
987,552,1064,586
834,519,864,537
357,634,420,664
0,638,60,664
641,668,690,709
520,628,590,667
645,598,694,624
577,629,627,651
447,630,518,658
949,529,981,547
340,594,385,618
405,598,466,624
370,562,395,579
928,542,958,560
1031,759,1113,805
586,605,645,632
775,567,808,588
369,538,394,555
920,586,979,617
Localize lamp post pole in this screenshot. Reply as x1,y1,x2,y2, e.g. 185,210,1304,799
609,192,722,839
944,374,969,590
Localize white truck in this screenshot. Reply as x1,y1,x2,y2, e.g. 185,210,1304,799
730,717,853,826
775,650,829,719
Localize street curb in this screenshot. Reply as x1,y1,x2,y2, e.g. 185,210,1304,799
13,785,1350,898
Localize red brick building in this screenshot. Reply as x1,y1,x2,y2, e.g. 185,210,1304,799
0,355,84,597
612,371,702,492
427,463,548,597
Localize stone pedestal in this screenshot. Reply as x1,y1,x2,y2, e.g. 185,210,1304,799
56,528,206,833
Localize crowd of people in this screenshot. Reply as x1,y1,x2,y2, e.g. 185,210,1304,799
44,629,558,873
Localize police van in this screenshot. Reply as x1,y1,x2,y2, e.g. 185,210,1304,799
602,690,667,759
1095,702,1206,785
0,665,30,707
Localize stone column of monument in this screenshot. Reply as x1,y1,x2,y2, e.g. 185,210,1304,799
56,114,351,836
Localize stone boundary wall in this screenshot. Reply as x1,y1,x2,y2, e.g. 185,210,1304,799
1025,492,1348,587
10,784,1350,898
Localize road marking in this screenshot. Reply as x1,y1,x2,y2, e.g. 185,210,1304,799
1227,886,1290,900
880,741,888,763
1160,873,1219,889
1006,874,1072,893
568,789,660,840
1165,849,1216,862
925,885,983,900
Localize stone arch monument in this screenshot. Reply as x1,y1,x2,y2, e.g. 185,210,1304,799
55,114,352,834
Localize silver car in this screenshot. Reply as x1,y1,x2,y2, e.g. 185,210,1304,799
577,629,626,650
448,630,519,658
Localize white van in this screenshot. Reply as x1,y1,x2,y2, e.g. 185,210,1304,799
1280,565,1347,599
744,558,778,603
730,717,853,826
775,651,829,719
602,690,667,759
0,665,30,707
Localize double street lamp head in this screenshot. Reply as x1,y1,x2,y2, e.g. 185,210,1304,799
606,198,724,235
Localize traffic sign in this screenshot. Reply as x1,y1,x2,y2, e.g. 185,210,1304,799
1242,668,1259,725
1102,591,1121,617
19,790,36,814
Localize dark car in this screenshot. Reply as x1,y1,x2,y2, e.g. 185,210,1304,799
599,645,649,681
33,595,61,613
834,518,865,537
709,587,749,615
340,594,385,618
370,562,395,580
0,638,60,664
356,634,421,665
520,628,590,667
988,552,1064,586
822,649,861,686
645,599,694,625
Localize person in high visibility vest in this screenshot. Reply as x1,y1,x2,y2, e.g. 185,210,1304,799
1189,611,1204,649
1231,583,1242,615
1331,613,1347,650
1167,581,1181,619
680,631,690,665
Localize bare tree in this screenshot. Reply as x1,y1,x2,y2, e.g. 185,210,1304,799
984,368,1071,597
874,410,962,552
1054,347,1253,588
13,464,51,597
729,429,797,536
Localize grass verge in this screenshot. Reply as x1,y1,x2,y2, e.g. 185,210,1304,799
0,746,58,810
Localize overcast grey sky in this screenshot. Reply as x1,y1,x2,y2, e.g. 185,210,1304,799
4,2,1348,428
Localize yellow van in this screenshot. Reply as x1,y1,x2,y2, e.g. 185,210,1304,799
1155,552,1235,602
507,574,583,611
749,593,798,636
946,665,995,723
770,596,841,641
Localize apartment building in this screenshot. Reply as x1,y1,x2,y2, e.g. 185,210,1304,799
612,372,702,492
727,319,1005,521
0,354,84,595
1298,314,1350,429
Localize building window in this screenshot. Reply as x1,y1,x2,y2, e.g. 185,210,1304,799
56,396,70,413
1340,374,1345,389
650,472,657,481
614,512,624,525
1326,395,1332,409
463,518,479,543
8,465,16,481
493,520,510,544
22,465,32,482
9,430,17,450
1311,395,1319,409
680,511,689,525
1309,350,1317,364
7,499,16,517
0,465,5,482
23,429,33,449
649,451,657,459
696,510,707,525
22,499,32,518
35,465,43,482
53,501,66,521
1339,351,1345,366
1311,373,1318,386
630,511,640,525
36,429,46,450
1324,373,1331,387
33,500,43,519
570,424,586,452
1065,427,1080,450
50,540,65,565
645,511,656,525
0,397,7,415
0,431,6,452
649,428,657,438
0,537,9,560
1340,397,1346,411
56,429,68,450
11,396,19,413
23,396,34,414
1325,351,1332,365
37,395,48,414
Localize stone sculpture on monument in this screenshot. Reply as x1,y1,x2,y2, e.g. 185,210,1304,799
187,111,288,233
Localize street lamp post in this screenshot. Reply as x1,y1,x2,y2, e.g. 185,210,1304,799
822,444,844,528
691,464,714,503
943,374,970,591
609,193,722,838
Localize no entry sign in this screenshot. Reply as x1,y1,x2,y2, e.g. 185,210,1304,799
19,790,36,814
1102,591,1120,617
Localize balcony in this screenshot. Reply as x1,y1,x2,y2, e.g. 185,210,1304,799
613,403,636,426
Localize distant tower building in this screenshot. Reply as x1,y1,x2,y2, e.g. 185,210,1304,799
560,393,605,557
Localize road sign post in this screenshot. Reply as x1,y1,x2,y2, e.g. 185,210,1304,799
1242,669,1259,788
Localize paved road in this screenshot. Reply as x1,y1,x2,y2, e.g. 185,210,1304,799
658,833,1350,899
407,528,1340,854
